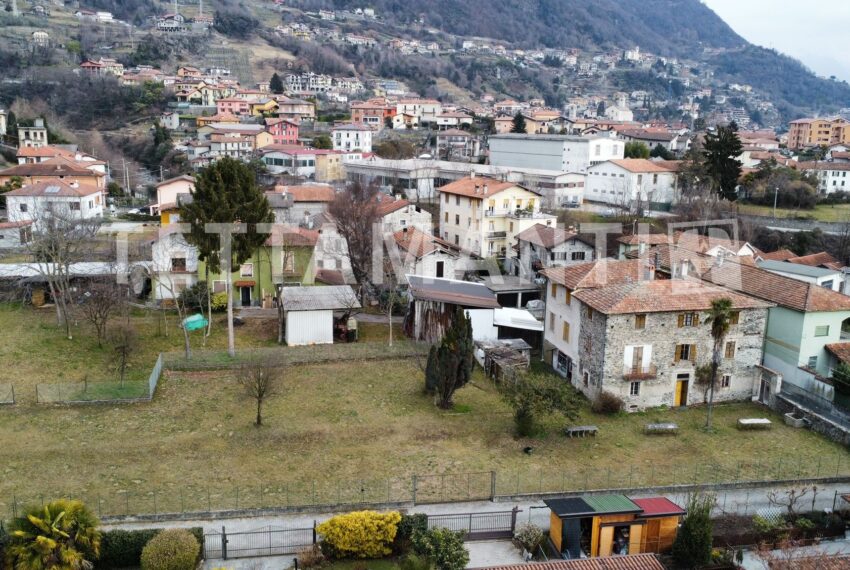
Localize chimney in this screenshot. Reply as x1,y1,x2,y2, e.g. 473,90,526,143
70,181,79,188
395,193,401,201
470,171,476,179
474,184,480,194
483,183,489,194
403,226,408,234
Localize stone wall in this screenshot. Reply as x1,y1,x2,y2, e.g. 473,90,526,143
775,395,850,447
583,306,769,411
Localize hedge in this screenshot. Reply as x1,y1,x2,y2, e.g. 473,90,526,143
140,529,200,570
97,527,203,569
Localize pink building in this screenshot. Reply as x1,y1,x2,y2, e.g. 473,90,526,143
216,97,251,116
265,118,300,146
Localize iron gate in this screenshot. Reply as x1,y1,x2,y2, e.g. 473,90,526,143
427,507,520,540
205,524,316,560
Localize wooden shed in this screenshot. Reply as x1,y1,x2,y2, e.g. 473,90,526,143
544,494,684,559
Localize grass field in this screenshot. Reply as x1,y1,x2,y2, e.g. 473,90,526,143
737,202,850,223
1,310,847,518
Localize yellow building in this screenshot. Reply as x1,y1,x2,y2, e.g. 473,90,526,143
250,98,279,117
788,117,850,150
315,152,345,182
438,175,556,259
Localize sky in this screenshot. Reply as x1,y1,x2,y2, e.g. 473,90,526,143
702,0,850,82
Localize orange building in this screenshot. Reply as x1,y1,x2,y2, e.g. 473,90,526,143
788,117,850,150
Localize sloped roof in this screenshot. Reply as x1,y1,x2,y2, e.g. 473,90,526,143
5,179,101,197
759,248,796,261
264,226,319,247
407,275,499,308
758,259,839,278
473,555,665,570
16,145,76,159
438,176,521,198
275,185,336,203
375,196,411,216
541,259,646,290
787,251,843,270
280,285,360,311
608,159,680,173
156,174,194,188
632,497,686,518
515,223,592,249
573,279,772,315
393,228,457,258
0,157,103,178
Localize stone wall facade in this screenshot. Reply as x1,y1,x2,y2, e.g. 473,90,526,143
578,305,769,411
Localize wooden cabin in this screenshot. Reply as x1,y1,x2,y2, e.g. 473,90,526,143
544,494,684,559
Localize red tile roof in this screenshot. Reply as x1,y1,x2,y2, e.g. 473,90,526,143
760,248,796,261
474,554,665,570
787,251,843,270
0,220,33,229
274,185,336,203
438,176,523,198
632,497,686,518
825,343,850,366
573,279,772,315
16,145,76,159
375,196,411,216
542,259,646,290
264,226,319,247
608,159,680,173
315,269,346,285
393,228,457,258
0,157,104,178
515,223,591,249
6,179,101,197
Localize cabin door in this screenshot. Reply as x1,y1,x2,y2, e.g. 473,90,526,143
240,286,252,307
674,374,689,407
598,526,615,557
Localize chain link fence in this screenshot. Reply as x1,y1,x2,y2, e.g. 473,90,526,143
5,454,848,521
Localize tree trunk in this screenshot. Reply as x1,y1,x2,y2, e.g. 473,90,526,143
388,301,393,347
204,264,211,345
256,398,262,426
225,254,236,358
706,345,720,430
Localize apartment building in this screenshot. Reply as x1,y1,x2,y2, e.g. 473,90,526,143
585,159,681,208
489,134,625,173
788,117,850,150
438,175,556,258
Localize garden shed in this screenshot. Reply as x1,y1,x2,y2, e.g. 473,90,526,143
404,275,500,342
544,494,684,559
280,285,360,346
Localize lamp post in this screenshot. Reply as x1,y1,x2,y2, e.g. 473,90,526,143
773,186,779,218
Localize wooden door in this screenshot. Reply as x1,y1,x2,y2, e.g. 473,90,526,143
675,375,689,407
598,526,614,557
631,346,644,372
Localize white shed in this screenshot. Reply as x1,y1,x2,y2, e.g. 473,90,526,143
280,285,361,346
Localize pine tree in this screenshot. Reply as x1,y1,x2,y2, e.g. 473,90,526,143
424,309,474,409
179,158,273,356
702,123,743,201
270,72,284,94
672,494,714,568
510,112,527,134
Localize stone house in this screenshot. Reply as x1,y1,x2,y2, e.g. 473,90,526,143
542,259,772,411
513,223,595,278
392,227,461,281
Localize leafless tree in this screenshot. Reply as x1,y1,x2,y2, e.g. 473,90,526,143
110,323,137,386
328,181,380,298
767,486,816,519
757,539,848,569
237,357,284,426
156,274,195,360
77,279,125,347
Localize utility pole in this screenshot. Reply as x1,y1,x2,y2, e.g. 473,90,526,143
773,186,779,219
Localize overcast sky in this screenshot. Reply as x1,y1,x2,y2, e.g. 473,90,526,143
702,0,850,82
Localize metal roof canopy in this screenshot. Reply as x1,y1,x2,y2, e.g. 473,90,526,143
543,497,596,518
280,285,361,312
545,494,642,518
407,275,500,308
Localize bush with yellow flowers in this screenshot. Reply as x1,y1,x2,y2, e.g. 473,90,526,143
316,510,402,559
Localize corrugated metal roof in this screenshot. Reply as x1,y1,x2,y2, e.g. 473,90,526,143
632,497,686,518
543,497,595,518
407,275,500,308
280,285,361,312
583,494,642,515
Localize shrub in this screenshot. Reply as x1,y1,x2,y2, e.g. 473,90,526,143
296,544,325,568
399,553,432,570
591,391,624,415
210,291,228,312
672,494,715,568
317,510,402,559
513,522,545,553
753,514,787,534
395,513,428,554
412,528,469,570
140,529,200,570
100,527,204,569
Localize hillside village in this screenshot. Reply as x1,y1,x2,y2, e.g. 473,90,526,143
2,2,850,570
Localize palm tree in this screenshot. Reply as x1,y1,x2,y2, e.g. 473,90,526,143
704,298,733,430
6,499,101,570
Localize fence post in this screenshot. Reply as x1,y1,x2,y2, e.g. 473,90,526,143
221,526,228,560
412,475,417,505
312,520,317,545
490,471,496,501
510,506,519,534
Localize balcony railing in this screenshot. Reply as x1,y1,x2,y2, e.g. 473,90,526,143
485,231,507,240
623,364,658,380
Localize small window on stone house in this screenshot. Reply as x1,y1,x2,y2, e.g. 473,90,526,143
729,311,740,325
635,314,646,330
629,381,640,396
721,374,732,388
724,341,736,359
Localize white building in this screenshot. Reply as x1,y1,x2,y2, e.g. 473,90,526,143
331,123,373,152
377,196,432,233
5,180,104,231
488,134,624,174
151,228,199,300
797,162,850,195
280,285,361,346
396,98,443,124
757,260,845,293
0,220,33,249
0,109,6,136
585,159,680,208
392,227,461,280
513,223,595,278
17,118,48,149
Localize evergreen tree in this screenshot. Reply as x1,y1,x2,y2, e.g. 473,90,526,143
424,309,474,409
702,123,743,201
510,112,527,134
672,494,715,568
624,141,650,159
650,143,674,160
269,72,284,94
179,158,273,357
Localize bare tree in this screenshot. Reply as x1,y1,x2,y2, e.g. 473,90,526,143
77,279,125,347
757,539,848,569
328,182,380,298
767,486,816,519
237,357,283,426
110,323,137,387
21,208,102,339
156,274,195,360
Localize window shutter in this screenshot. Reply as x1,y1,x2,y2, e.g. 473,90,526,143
675,345,682,362
565,289,571,305
677,314,684,328
693,313,700,325
690,344,697,362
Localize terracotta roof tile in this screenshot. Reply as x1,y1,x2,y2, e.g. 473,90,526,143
474,553,665,570
438,176,525,198
393,227,456,258
274,185,336,203
608,159,681,173
542,259,646,290
516,223,592,249
375,196,410,216
760,248,796,261
825,343,850,366
264,226,319,247
787,251,843,269
6,179,101,197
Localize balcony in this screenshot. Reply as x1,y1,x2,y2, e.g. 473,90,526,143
485,231,507,240
623,364,657,380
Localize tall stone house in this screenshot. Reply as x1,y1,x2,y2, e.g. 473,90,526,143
513,223,595,278
542,259,772,411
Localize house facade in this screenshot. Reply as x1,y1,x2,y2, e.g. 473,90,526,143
585,159,680,208
6,180,104,230
331,123,373,152
489,134,625,174
392,227,461,280
513,223,595,278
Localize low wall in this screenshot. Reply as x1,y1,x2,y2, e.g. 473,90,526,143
776,395,850,447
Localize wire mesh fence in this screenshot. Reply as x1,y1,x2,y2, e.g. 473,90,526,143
35,380,151,403
5,454,848,521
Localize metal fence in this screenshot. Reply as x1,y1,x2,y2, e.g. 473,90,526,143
7,454,849,521
205,524,316,560
780,382,850,431
35,353,164,404
427,508,520,540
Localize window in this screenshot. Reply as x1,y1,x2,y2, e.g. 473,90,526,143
454,234,459,245
444,193,449,203
678,312,699,327
807,355,818,369
586,306,593,320
455,195,460,205
444,212,448,222
583,371,589,387
652,174,658,184
629,381,640,396
822,280,834,290
240,263,254,277
729,311,740,325
19,204,27,212
814,325,830,337
565,288,571,305
721,374,732,388
571,251,586,261
724,341,736,358
212,280,226,293
283,252,295,272
171,257,187,272
562,322,570,342
69,201,81,211
455,214,460,225
551,283,557,299
637,174,643,185
635,314,646,330
528,199,535,209
675,344,696,362
549,312,555,330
